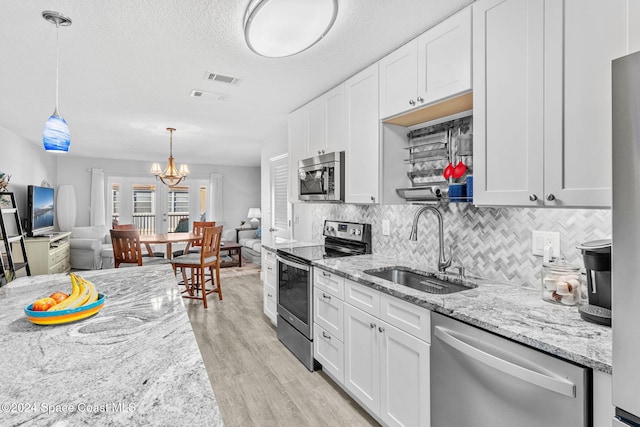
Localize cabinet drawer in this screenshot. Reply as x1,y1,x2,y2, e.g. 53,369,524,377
49,260,69,275
314,268,344,299
380,293,431,343
314,287,344,341
263,283,277,325
314,324,344,385
345,279,380,317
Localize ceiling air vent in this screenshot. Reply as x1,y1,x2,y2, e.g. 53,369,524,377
190,90,229,101
204,71,241,85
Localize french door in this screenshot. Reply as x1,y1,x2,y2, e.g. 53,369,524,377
107,176,208,235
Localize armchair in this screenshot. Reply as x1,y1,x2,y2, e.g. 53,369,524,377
69,226,112,270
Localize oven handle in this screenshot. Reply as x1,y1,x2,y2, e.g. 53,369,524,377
276,255,310,272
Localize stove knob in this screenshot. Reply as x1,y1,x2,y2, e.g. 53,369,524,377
355,229,361,236
326,226,335,234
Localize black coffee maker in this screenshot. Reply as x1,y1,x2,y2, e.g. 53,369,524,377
577,239,612,326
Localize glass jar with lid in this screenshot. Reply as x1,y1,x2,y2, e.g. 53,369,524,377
541,258,584,306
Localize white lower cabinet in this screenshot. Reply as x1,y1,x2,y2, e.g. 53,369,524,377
342,279,431,427
262,249,277,326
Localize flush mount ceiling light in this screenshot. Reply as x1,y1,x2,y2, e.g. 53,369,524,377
150,128,190,188
42,10,72,153
243,0,338,58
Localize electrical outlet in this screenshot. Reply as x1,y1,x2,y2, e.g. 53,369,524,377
531,230,561,257
382,219,390,236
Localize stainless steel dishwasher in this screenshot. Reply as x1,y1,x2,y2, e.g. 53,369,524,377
431,312,591,427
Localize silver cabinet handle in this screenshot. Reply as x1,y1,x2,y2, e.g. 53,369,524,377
434,326,576,397
529,194,538,202
369,322,376,329
322,331,331,340
409,99,416,106
267,293,273,297
267,266,272,271
322,271,331,277
378,326,385,333
417,96,424,103
370,196,376,202
322,293,331,300
546,193,556,201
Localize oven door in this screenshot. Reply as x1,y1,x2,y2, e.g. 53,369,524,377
277,255,312,339
298,164,333,201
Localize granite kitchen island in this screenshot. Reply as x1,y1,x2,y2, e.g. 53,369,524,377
0,265,223,426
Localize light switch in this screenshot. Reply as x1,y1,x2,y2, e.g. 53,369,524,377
382,219,390,236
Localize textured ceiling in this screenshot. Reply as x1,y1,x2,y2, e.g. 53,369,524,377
0,0,473,167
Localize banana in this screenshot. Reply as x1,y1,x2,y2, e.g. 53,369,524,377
48,274,80,311
77,275,98,305
48,273,95,311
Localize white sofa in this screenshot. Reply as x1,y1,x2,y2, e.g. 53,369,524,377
235,227,261,265
69,226,113,270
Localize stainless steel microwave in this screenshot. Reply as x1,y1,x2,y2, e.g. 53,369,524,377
298,151,344,202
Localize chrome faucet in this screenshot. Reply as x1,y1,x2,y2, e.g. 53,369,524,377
409,205,451,273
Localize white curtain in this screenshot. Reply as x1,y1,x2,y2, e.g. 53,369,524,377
208,173,223,224
90,168,106,226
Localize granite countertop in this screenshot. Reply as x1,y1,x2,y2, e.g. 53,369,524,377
261,237,321,252
0,265,223,426
313,254,612,374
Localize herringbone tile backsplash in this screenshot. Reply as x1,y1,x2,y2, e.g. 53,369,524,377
305,203,611,288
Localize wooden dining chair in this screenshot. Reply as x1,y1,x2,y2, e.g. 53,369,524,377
170,225,223,308
171,221,215,258
113,223,155,257
110,229,169,268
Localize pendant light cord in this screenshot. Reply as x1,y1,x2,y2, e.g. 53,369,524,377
55,22,59,109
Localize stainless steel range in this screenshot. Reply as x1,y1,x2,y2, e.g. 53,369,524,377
276,220,372,371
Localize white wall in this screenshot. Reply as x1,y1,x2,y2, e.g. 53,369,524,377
260,126,289,242
0,125,57,217
56,155,260,231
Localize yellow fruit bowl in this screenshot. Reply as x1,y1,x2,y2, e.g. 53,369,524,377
24,294,106,325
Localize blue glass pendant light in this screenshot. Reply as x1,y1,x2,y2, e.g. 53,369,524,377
42,11,72,153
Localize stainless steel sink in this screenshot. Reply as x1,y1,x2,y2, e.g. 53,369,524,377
363,266,476,294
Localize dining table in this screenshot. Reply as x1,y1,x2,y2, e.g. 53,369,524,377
139,232,200,260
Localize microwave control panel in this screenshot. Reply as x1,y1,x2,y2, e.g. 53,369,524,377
324,221,365,241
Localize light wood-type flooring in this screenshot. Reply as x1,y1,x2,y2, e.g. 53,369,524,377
185,267,379,427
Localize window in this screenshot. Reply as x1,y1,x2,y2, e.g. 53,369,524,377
132,184,156,234
111,183,120,226
271,156,289,230
167,186,189,231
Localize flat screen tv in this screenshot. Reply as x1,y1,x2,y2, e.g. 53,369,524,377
27,185,55,237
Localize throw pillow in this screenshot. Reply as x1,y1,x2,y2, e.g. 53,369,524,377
255,227,262,239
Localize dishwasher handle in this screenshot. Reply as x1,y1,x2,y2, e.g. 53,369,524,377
434,326,576,398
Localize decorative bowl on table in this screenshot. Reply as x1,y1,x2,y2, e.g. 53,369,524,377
24,294,106,325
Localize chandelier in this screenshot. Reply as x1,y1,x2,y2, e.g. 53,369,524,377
42,10,72,153
150,128,190,187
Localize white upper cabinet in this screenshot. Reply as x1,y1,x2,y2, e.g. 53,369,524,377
307,83,347,157
379,6,472,119
417,6,472,105
287,107,307,203
345,63,380,204
473,0,627,207
379,40,419,119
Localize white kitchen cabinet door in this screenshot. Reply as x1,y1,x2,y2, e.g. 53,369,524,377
345,63,380,204
306,97,326,158
379,39,418,119
543,0,625,208
287,107,307,203
262,250,277,325
314,324,345,385
314,288,344,341
324,83,347,154
344,303,380,414
473,0,545,206
417,6,472,105
379,321,430,427
306,84,346,158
